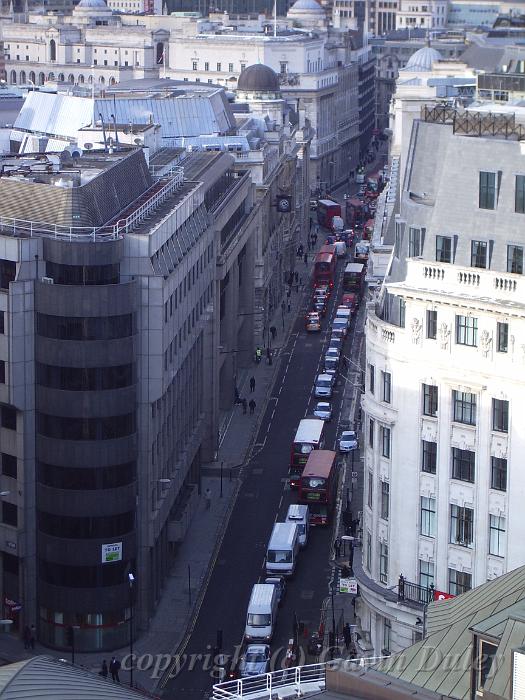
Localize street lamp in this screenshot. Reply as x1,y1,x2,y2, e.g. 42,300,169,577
128,572,135,688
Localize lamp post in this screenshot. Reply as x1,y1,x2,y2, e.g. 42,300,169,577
330,577,337,660
128,572,135,688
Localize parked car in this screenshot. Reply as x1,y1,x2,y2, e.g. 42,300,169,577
341,293,358,312
239,645,271,678
265,576,287,606
326,346,340,361
305,312,321,332
313,401,332,421
313,298,328,317
313,283,331,299
314,373,334,398
339,430,359,452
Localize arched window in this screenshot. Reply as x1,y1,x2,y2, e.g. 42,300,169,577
68,74,75,83
10,70,16,84
99,76,105,85
48,72,55,81
156,42,164,65
58,73,65,82
49,39,56,62
109,77,116,86
29,71,36,84
78,74,85,84
38,72,45,85
20,71,26,84
88,75,93,84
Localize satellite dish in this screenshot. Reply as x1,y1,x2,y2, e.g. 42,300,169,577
84,142,93,150
134,138,143,146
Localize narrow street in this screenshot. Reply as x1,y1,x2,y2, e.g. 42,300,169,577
161,197,369,698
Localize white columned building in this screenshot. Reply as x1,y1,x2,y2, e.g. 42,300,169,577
356,103,525,655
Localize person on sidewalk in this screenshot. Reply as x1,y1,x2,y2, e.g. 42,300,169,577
29,625,36,651
99,660,109,679
23,626,31,650
343,624,352,650
267,347,273,366
109,657,121,683
249,399,256,415
270,326,277,341
249,376,255,392
204,487,212,509
242,398,247,414
303,252,308,265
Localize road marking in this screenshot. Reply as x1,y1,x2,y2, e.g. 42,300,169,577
252,468,263,475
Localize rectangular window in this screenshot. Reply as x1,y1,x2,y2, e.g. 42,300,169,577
2,501,17,527
365,530,371,570
216,62,221,71
491,456,507,491
280,61,288,74
515,174,525,213
379,541,388,583
1,407,16,430
456,315,478,346
381,426,391,458
228,62,234,72
380,481,389,520
422,384,438,417
204,61,209,71
0,361,5,384
449,568,472,596
1,453,16,479
420,496,436,537
451,447,475,483
381,371,391,403
450,505,474,547
369,418,374,448
507,245,523,274
479,171,496,209
426,309,437,339
436,235,452,263
489,515,505,557
497,322,508,353
422,440,437,474
453,390,477,425
369,364,375,394
192,61,197,70
419,560,435,592
471,240,487,269
367,471,373,508
408,227,423,257
383,618,391,653
492,398,509,432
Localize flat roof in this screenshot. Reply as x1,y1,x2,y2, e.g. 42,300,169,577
302,450,337,478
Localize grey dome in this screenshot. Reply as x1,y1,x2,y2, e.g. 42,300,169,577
403,45,442,72
237,64,280,93
289,0,324,11
77,0,107,8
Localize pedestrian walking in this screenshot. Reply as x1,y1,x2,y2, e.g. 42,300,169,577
249,376,255,393
281,300,286,313
109,657,121,683
204,487,212,510
270,326,277,341
287,288,291,299
334,537,341,559
287,301,291,313
23,625,31,650
249,399,256,415
307,239,312,252
294,271,298,284
313,233,317,245
343,624,352,650
234,385,240,404
267,347,273,365
303,252,308,265
99,660,109,679
242,398,247,414
29,625,36,651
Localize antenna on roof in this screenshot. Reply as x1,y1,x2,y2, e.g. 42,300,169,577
273,0,277,37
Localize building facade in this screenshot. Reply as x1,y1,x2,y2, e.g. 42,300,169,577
356,104,525,655
396,0,448,29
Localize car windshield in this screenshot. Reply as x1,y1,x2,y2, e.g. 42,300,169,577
296,443,314,454
317,380,331,387
342,432,355,440
267,549,292,563
245,651,267,663
247,614,271,627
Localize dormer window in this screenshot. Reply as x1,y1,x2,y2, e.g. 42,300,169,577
474,636,498,695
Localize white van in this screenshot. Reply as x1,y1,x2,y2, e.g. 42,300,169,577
266,522,300,577
315,373,334,398
334,241,347,258
286,504,309,547
245,583,279,642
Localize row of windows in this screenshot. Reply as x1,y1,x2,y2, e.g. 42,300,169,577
421,440,507,490
367,418,391,459
45,262,119,286
37,461,135,490
478,171,525,213
426,309,509,353
37,412,135,441
36,363,134,392
420,497,505,556
163,245,213,324
38,558,133,588
164,286,212,371
192,61,247,72
36,313,134,341
38,510,134,539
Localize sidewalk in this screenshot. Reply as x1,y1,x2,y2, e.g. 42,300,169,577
0,244,321,695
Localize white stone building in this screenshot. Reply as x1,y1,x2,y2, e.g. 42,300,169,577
396,0,448,29
355,103,525,656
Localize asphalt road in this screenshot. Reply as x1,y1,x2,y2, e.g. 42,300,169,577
161,242,365,699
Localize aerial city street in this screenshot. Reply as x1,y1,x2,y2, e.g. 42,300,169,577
0,0,524,698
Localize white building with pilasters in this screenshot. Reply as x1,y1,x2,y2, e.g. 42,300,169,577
355,103,525,656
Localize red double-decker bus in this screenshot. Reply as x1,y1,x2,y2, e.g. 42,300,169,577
289,419,325,488
317,200,342,230
319,244,336,257
314,251,336,288
345,198,368,229
298,450,338,525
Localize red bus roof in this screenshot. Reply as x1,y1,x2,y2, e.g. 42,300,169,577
302,450,337,478
320,244,336,255
315,252,334,264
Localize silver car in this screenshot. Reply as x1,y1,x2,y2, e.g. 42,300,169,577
339,430,358,452
239,645,271,678
313,401,332,421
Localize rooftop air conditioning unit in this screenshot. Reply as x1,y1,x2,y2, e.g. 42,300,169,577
41,277,54,284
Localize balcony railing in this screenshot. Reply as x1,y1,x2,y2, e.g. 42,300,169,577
397,574,434,606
